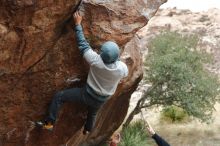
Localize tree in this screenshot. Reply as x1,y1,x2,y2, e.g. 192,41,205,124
123,32,220,127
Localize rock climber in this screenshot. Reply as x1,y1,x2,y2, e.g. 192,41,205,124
36,11,128,135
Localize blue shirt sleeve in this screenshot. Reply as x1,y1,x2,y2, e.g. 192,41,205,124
74,24,91,54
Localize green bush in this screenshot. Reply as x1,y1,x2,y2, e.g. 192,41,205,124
143,31,220,122
161,105,189,123
119,120,153,146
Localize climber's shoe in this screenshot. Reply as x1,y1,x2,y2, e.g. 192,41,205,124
35,120,54,131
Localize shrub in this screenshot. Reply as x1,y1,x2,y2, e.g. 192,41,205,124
119,120,153,146
124,31,220,129
161,105,189,123
144,32,220,122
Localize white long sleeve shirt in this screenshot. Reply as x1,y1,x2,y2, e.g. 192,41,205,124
75,25,128,99
84,49,128,96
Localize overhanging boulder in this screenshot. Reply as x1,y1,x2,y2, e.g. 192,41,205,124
0,0,166,145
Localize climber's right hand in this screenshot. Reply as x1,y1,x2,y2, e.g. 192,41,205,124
73,11,82,25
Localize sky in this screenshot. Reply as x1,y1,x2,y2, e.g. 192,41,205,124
160,0,220,12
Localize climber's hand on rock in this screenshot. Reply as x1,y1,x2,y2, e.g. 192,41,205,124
73,11,82,25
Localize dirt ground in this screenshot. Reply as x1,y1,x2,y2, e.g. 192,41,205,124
127,91,220,146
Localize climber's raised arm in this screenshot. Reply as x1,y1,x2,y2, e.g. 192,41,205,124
73,11,101,66
73,11,92,54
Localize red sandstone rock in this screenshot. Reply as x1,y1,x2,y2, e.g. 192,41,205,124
0,0,166,145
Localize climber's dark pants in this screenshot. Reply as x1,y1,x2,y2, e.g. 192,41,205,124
47,87,105,132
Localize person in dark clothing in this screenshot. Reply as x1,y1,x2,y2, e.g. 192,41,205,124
146,121,170,146
36,11,128,134
151,133,170,146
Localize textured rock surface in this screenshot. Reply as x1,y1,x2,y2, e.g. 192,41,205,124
0,0,166,145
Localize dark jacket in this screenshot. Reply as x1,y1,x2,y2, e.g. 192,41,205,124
152,133,170,146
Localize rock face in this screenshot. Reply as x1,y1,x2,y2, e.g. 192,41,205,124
0,0,166,146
